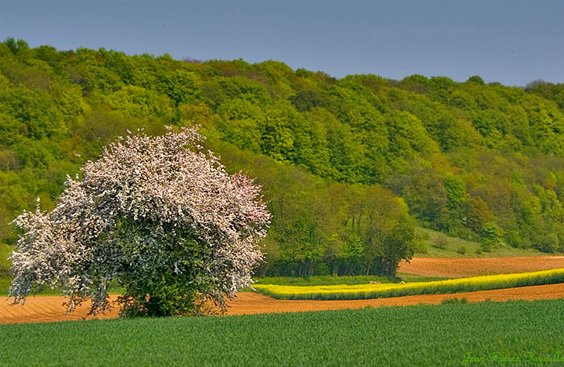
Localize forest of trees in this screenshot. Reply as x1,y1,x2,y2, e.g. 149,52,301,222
0,39,562,276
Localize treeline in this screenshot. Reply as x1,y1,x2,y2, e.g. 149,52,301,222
0,39,562,276
212,142,414,276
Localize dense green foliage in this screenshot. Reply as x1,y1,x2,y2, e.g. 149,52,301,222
1,300,563,366
0,39,563,277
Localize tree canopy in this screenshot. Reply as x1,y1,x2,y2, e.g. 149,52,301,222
10,128,270,316
0,39,563,281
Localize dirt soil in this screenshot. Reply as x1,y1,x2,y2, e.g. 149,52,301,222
2,256,562,325
398,256,564,277
2,283,564,325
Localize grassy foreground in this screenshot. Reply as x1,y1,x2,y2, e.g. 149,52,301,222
0,300,563,366
253,269,564,300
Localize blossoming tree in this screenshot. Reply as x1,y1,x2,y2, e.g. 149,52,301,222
10,127,270,316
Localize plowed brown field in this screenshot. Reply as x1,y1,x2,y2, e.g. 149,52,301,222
398,256,564,277
2,256,563,325
2,283,564,325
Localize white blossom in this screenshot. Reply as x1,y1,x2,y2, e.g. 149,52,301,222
10,127,270,315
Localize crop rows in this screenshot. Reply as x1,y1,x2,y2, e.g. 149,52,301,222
1,300,563,366
253,268,564,300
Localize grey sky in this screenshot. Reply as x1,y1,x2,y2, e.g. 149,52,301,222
1,0,563,86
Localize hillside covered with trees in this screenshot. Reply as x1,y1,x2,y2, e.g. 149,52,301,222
0,39,562,276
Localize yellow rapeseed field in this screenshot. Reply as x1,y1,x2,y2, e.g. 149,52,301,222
253,268,564,300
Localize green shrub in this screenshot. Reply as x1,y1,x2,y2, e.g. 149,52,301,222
456,246,467,255
433,234,449,249
411,241,428,254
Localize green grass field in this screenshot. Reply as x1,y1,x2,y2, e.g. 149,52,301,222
0,300,562,366
0,276,66,297
1,243,11,296
254,269,564,300
0,243,12,274
413,227,545,257
253,275,449,287
0,277,10,295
